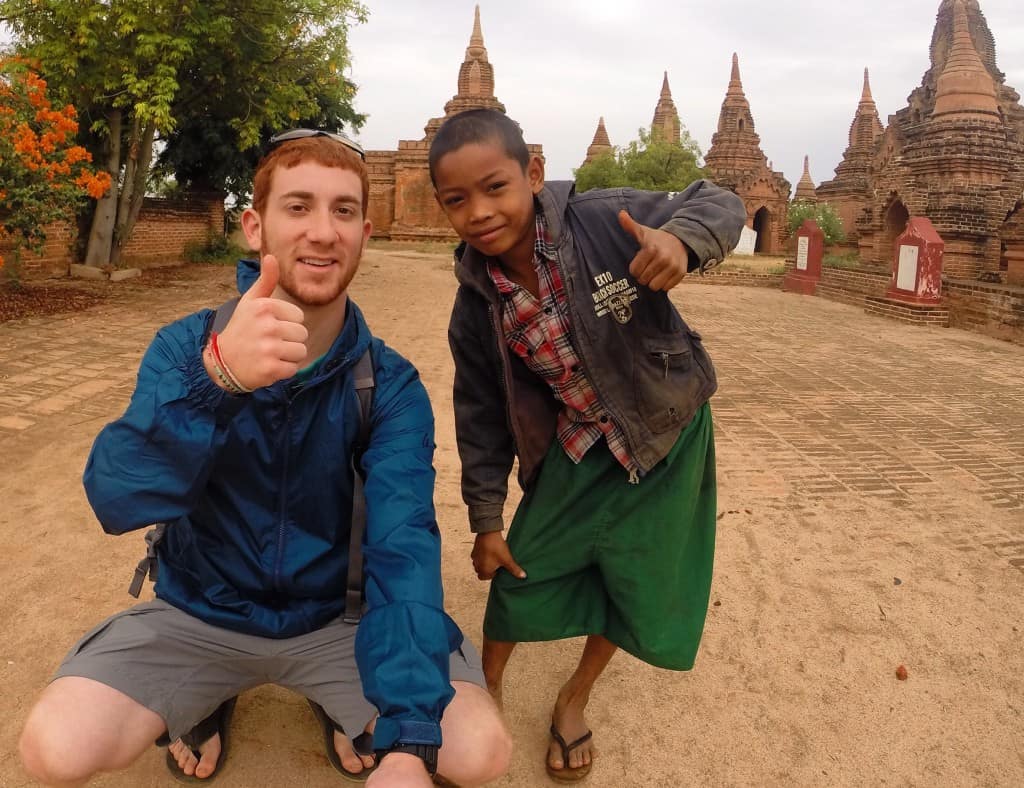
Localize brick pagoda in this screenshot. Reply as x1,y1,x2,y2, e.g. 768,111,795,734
815,68,885,243
583,117,613,165
365,6,542,241
704,54,791,254
651,72,681,143
794,156,817,203
844,0,1024,279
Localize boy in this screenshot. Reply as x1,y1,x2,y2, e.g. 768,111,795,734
430,109,745,782
19,130,510,788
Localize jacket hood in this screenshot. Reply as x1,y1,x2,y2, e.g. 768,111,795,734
237,258,260,294
452,181,575,295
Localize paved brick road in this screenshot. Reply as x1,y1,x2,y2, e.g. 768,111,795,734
1,256,1021,787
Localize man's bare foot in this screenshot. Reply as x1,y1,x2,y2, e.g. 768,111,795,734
168,734,222,779
334,729,376,775
548,688,596,772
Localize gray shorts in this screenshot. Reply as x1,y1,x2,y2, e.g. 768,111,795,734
54,599,484,741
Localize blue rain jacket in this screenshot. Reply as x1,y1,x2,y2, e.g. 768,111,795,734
83,260,459,748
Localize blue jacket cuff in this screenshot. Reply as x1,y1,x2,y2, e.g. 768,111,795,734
372,718,443,750
182,349,248,421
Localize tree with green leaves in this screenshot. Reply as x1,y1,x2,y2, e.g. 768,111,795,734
786,200,846,246
574,126,706,193
0,0,367,267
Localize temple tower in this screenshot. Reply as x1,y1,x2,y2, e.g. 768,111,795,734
368,5,542,241
424,5,506,139
857,0,1024,278
794,156,817,202
583,117,613,165
816,68,885,240
651,72,681,143
704,53,791,254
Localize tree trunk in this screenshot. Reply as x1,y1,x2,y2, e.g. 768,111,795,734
110,119,156,267
84,110,122,267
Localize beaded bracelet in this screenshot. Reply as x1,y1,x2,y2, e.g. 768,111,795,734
206,334,252,395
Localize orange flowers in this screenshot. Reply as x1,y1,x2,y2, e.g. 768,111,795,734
1,58,110,278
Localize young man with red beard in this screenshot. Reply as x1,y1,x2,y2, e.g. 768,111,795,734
19,131,510,788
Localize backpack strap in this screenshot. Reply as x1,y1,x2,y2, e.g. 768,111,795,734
210,297,239,334
344,346,376,624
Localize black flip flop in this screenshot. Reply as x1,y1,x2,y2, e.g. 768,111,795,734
546,722,594,783
307,699,377,782
163,696,237,783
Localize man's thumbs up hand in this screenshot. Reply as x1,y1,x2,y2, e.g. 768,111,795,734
209,255,309,391
618,209,690,292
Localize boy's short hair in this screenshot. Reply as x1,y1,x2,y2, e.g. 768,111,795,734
252,136,369,216
428,109,530,185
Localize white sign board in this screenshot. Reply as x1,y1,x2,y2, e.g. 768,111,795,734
897,245,919,291
796,236,810,270
732,226,757,256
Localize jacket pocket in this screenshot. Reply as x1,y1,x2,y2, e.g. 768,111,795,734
634,334,696,434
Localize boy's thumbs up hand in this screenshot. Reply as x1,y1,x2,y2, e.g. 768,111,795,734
211,254,309,391
472,532,527,582
618,209,690,291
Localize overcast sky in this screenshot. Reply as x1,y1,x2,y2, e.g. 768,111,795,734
3,2,1021,194
347,0,1024,190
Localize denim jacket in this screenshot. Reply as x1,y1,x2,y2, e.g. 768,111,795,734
448,179,746,533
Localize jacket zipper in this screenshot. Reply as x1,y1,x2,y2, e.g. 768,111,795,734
271,355,349,592
274,397,291,591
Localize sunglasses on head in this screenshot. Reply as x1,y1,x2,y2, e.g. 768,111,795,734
267,128,366,160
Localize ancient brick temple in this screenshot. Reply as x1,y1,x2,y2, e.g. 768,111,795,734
816,69,885,239
794,156,818,203
703,54,791,254
365,6,542,240
821,0,1024,279
651,72,681,143
583,117,613,165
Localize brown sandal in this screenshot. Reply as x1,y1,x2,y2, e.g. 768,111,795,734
546,722,593,783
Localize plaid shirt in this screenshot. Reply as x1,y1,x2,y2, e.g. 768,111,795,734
486,213,640,482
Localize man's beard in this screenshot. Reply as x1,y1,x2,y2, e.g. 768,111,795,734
264,252,356,308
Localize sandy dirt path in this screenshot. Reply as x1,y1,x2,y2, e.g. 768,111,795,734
1,249,1022,787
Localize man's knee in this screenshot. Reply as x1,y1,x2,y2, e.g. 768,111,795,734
20,706,93,786
19,677,164,785
467,712,513,783
442,683,513,784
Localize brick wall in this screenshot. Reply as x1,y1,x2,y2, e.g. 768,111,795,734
6,193,225,280
682,270,784,288
943,278,1024,344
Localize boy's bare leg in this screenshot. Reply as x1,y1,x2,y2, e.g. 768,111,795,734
481,637,517,708
20,676,167,787
549,634,617,771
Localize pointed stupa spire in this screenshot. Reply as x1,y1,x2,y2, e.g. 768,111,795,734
816,67,885,219
470,4,483,47
850,67,884,149
429,5,504,133
584,116,613,164
932,0,1000,121
794,155,817,202
705,52,785,193
728,53,743,95
651,71,681,143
